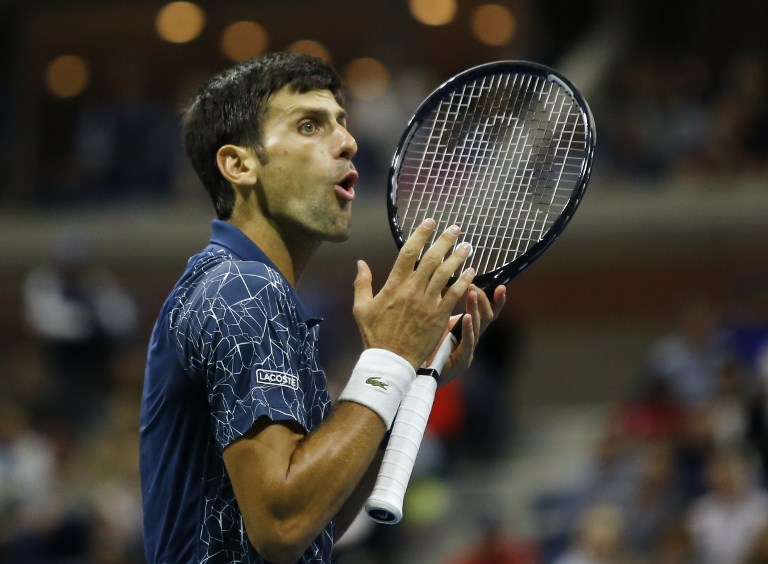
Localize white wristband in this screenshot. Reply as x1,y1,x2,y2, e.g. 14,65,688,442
338,348,417,429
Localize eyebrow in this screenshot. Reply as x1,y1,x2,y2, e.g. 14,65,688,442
291,105,347,124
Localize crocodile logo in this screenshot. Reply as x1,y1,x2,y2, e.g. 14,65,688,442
365,376,389,390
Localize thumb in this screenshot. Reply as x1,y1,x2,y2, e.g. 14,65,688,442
353,260,373,305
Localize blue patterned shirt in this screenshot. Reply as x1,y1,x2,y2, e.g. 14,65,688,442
140,220,332,563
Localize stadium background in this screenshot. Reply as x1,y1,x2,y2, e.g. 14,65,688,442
1,0,767,562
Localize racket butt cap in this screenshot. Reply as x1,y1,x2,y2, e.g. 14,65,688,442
364,497,403,524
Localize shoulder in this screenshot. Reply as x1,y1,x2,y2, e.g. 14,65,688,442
182,249,289,305
167,249,299,363
171,248,297,333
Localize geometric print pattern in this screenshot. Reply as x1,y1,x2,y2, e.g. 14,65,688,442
170,244,333,563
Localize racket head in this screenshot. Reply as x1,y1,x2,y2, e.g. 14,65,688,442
387,60,596,292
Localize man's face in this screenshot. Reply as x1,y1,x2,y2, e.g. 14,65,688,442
256,86,358,243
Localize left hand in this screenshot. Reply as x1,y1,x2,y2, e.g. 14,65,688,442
430,284,506,385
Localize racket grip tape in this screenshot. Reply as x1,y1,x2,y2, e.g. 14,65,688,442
364,332,458,524
364,373,438,524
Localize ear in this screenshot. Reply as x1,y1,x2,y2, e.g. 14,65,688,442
216,144,259,186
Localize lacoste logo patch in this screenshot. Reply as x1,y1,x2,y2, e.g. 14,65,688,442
365,376,389,390
256,369,299,390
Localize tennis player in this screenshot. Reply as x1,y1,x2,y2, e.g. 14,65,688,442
139,52,505,564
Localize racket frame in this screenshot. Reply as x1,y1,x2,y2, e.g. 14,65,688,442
367,60,596,526
386,60,596,291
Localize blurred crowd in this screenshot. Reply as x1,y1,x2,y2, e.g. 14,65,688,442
21,42,768,208
327,283,768,564
1,4,767,208
589,0,768,185
596,49,768,184
2,150,768,563
1,1,768,563
525,287,768,564
0,232,144,563
4,242,768,563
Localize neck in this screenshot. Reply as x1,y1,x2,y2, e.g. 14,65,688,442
228,213,319,287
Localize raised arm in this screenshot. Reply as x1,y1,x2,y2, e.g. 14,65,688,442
223,220,476,562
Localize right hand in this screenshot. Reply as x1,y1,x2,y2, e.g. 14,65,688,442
352,219,475,369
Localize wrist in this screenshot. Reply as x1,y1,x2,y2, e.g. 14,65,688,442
338,348,416,429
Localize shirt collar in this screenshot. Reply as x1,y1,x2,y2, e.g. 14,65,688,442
208,220,321,325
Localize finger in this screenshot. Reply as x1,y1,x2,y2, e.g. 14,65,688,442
491,285,507,319
425,241,473,297
438,311,476,385
439,267,475,315
413,224,462,286
453,312,476,368
390,218,437,282
462,310,476,352
474,285,506,336
475,286,495,322
353,260,373,306
467,286,481,343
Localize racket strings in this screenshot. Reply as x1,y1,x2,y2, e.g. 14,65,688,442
507,76,574,265
397,70,589,278
436,75,503,269
413,85,474,233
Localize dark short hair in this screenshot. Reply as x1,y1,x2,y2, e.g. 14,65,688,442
182,52,345,220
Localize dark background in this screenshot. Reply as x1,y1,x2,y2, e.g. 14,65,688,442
1,1,767,562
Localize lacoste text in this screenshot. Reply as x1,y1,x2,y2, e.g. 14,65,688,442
257,369,299,390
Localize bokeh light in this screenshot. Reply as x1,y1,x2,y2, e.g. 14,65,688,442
220,21,269,62
155,1,205,44
344,57,390,101
287,40,331,63
408,0,457,26
470,4,516,46
45,55,90,98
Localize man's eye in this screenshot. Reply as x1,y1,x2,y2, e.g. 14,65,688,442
299,121,317,134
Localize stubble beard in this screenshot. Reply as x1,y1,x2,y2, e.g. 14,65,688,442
289,197,352,244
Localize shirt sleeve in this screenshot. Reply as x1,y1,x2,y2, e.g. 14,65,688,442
173,259,310,451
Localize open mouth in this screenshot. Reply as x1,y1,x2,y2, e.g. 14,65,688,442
334,170,358,201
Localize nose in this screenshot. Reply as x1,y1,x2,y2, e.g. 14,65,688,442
335,124,358,160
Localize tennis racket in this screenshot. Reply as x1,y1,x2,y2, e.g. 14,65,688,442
364,60,596,524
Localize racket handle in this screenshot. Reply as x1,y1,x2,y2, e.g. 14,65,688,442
365,332,458,524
